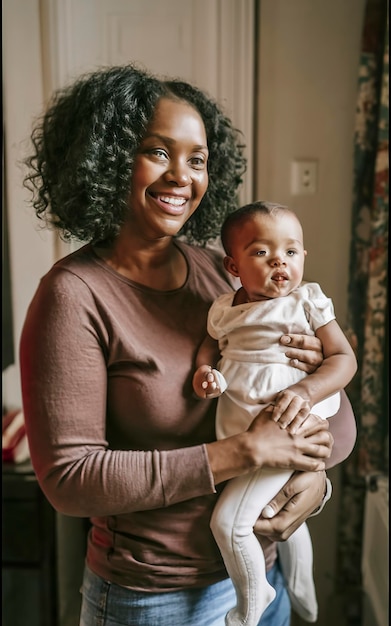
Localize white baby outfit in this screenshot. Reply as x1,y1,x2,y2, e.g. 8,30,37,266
208,282,340,626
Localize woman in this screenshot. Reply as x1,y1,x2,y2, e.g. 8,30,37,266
20,64,356,626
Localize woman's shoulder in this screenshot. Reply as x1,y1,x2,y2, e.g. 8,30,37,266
37,244,104,297
23,245,102,327
50,243,113,275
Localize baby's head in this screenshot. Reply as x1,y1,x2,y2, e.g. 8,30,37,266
221,201,307,301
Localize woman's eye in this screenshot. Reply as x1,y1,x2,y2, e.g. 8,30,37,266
151,148,168,159
141,147,168,160
190,155,207,169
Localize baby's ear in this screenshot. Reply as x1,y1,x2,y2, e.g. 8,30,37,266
223,255,239,277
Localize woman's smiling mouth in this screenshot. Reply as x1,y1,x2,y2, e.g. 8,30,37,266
149,193,189,214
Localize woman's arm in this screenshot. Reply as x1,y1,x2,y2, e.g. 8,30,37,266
326,389,357,467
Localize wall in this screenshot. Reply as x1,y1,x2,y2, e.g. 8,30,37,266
255,2,366,625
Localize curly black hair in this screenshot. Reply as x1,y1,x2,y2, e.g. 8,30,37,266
23,63,247,246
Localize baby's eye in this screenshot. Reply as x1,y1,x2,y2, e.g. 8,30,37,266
287,249,297,256
255,250,266,256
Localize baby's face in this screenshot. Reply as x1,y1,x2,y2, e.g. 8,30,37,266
225,212,307,302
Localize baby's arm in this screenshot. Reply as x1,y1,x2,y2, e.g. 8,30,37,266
271,319,357,433
193,334,227,399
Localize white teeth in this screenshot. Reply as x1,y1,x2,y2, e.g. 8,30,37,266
159,196,186,206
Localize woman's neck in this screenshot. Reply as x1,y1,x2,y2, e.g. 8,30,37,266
93,237,188,291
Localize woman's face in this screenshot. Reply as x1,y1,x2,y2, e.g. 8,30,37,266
128,98,209,240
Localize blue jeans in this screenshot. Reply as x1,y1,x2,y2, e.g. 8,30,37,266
79,560,290,626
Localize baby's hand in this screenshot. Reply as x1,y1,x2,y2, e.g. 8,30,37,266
269,389,311,434
192,366,227,399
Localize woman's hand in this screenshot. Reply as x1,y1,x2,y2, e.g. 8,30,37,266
254,470,327,542
280,334,323,374
206,408,332,485
245,408,332,473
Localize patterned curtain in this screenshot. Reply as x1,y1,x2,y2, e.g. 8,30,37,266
336,0,389,621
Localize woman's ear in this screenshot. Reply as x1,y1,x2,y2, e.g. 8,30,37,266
223,255,239,277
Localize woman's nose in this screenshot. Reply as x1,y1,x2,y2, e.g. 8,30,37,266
164,162,191,186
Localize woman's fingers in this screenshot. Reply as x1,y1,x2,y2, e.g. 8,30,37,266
280,333,322,353
280,333,323,373
255,470,326,541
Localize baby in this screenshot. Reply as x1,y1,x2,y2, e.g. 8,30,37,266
193,201,357,625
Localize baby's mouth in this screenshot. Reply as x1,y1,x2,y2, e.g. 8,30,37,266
272,273,288,282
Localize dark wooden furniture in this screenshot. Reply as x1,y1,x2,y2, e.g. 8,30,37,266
2,461,58,626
